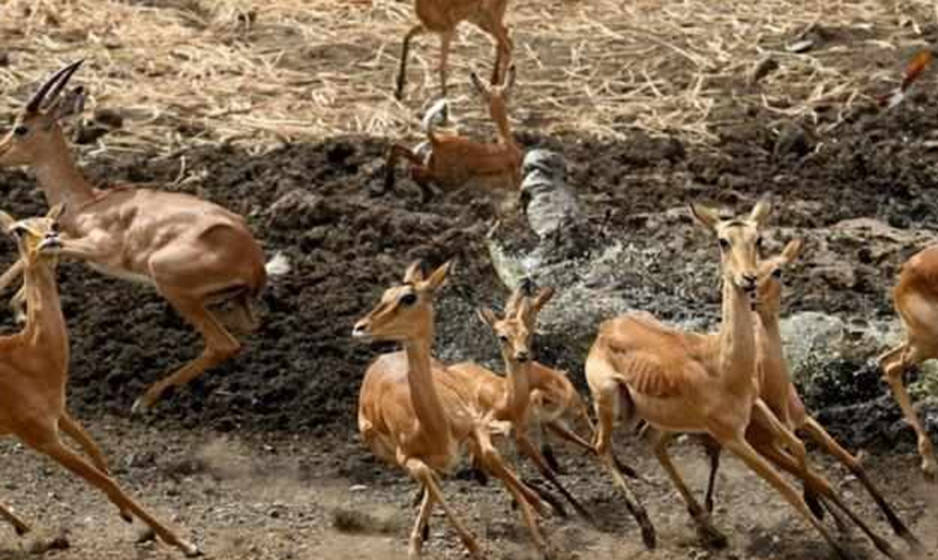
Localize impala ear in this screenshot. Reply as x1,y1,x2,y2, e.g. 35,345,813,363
690,203,720,232
477,307,498,329
46,203,66,221
533,286,555,312
470,71,488,97
403,260,425,284
0,211,15,232
749,196,772,227
423,260,452,293
780,238,804,264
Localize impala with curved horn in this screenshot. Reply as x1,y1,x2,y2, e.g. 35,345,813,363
0,61,285,414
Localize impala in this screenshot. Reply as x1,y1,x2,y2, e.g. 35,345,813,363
0,205,199,556
353,261,553,558
0,60,282,414
394,0,512,100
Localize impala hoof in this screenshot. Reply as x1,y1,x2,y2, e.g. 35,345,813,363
181,540,203,558
697,523,728,549
130,398,152,417
923,461,936,482
14,523,29,537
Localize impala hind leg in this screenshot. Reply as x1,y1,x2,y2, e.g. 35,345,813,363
650,429,725,548
59,412,109,475
471,427,549,555
132,292,240,414
0,502,29,536
409,482,436,558
880,344,937,480
514,432,593,523
29,435,200,556
396,24,426,100
592,385,655,548
699,435,721,513
800,417,921,550
753,440,901,560
719,436,852,560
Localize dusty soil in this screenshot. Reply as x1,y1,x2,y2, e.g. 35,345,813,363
1,1,938,559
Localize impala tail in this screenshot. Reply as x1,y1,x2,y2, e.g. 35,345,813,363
881,49,934,108
422,98,449,142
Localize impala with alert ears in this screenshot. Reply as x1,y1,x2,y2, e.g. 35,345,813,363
0,206,199,556
353,261,553,559
585,198,856,559
0,60,283,414
385,66,522,206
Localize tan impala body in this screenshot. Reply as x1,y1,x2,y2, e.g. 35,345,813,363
0,61,270,413
697,241,917,557
879,244,938,480
585,199,854,559
353,261,551,559
386,67,522,206
394,0,512,99
0,206,199,556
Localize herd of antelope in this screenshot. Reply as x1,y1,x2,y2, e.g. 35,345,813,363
0,2,935,558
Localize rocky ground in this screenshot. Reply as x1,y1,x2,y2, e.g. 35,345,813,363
0,2,937,558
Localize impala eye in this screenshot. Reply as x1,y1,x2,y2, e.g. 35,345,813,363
772,268,782,279
13,125,28,137
498,334,509,343
718,238,730,250
399,293,417,306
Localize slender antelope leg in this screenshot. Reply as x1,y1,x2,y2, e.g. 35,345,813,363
800,417,922,550
438,31,453,99
753,440,900,560
132,293,240,413
472,427,549,554
0,502,29,536
719,436,851,560
514,431,593,522
880,344,937,480
404,458,481,559
592,387,656,548
409,483,436,557
59,412,109,475
650,429,726,548
396,24,426,100
699,435,721,513
490,24,513,85
384,144,427,194
545,420,595,453
34,437,200,556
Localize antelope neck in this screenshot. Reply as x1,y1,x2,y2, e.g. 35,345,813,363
403,336,450,442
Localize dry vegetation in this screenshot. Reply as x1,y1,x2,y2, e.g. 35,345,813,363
0,0,935,157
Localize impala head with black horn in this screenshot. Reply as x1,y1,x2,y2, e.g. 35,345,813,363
0,60,87,167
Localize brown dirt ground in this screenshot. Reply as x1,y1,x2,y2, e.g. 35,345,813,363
0,0,936,559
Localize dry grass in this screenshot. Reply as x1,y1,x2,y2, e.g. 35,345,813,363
0,0,936,156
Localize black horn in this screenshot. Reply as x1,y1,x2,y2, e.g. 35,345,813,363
25,60,84,114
